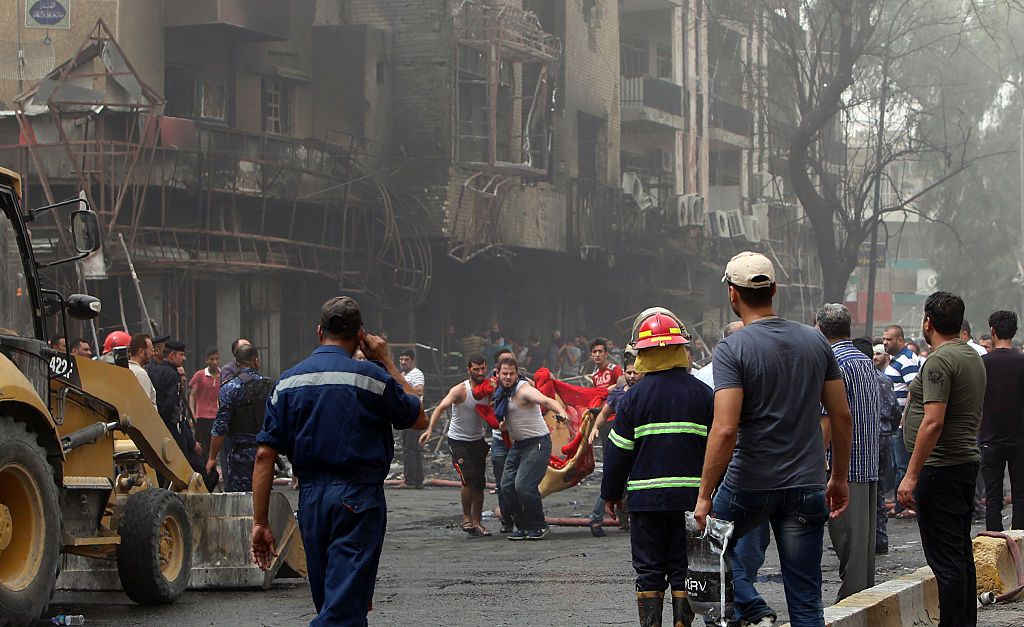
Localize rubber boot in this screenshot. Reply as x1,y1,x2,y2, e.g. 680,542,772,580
671,590,695,627
636,591,664,627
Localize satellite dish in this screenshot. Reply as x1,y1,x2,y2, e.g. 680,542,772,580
0,38,55,81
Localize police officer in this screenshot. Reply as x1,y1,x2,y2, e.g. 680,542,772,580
150,339,217,490
251,296,427,625
205,344,273,492
601,308,713,627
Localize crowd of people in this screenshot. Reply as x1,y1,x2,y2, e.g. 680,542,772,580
54,330,276,495
48,250,1022,627
409,251,1017,627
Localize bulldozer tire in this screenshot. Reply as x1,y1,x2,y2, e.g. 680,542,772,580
116,489,192,605
0,416,62,627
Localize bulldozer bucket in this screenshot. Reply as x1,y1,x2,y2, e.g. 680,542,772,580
182,490,303,588
57,490,305,593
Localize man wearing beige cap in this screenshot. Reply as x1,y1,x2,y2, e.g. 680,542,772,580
694,251,854,627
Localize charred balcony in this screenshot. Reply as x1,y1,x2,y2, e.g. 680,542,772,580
621,75,684,129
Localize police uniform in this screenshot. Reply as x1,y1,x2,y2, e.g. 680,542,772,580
149,343,217,491
601,309,713,627
212,367,274,492
258,344,421,625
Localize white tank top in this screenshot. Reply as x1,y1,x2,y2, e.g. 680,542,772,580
505,380,550,441
448,380,489,442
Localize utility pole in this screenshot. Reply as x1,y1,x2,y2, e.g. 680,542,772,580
865,60,889,337
1019,100,1024,317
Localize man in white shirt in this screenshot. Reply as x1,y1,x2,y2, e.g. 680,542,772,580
399,348,426,488
128,333,157,408
961,320,988,356
495,354,567,540
420,354,492,535
693,321,744,389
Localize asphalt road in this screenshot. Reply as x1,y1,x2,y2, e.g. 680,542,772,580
44,474,1023,626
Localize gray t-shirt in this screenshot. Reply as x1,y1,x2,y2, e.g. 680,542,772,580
714,318,842,491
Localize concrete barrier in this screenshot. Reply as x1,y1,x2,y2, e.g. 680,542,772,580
780,567,938,627
776,530,1024,626
973,529,1024,602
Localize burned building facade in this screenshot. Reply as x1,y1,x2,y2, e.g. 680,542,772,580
0,0,824,374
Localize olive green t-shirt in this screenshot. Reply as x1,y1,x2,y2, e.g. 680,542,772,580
904,339,985,466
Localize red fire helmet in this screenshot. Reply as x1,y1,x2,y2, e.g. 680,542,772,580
102,330,131,353
631,308,689,350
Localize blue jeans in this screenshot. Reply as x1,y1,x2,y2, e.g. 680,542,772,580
732,521,773,622
591,422,610,524
713,483,829,627
491,436,512,526
892,429,911,511
500,434,552,531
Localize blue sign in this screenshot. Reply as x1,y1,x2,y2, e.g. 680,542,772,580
26,0,70,29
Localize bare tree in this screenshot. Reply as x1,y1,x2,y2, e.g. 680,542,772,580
724,0,989,302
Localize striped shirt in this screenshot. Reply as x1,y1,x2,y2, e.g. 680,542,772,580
887,347,921,409
404,367,425,399
827,341,880,483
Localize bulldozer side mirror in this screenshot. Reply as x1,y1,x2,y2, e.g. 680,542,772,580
70,210,101,254
67,294,101,321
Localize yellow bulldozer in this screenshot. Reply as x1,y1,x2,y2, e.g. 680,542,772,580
0,169,303,626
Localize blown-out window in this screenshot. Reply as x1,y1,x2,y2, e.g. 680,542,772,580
261,78,293,136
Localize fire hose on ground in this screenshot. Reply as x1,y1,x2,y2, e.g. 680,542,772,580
977,530,1024,605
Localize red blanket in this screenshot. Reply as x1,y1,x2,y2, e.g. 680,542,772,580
533,368,607,477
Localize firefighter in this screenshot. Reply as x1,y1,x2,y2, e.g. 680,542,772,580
206,343,274,492
601,307,714,627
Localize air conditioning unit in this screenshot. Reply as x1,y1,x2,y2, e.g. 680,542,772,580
650,148,673,173
683,194,705,226
709,210,729,237
751,202,770,224
621,172,653,210
622,171,642,198
751,202,770,239
743,215,763,242
666,195,686,228
727,209,747,239
752,172,784,199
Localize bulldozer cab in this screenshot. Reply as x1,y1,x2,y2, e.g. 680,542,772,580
0,169,303,626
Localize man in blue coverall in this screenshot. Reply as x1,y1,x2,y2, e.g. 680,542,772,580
250,296,427,625
602,307,714,627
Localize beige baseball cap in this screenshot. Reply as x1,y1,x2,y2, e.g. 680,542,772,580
722,251,775,289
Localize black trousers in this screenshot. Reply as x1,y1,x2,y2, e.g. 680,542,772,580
915,462,978,627
981,442,1024,531
630,510,688,592
402,429,424,487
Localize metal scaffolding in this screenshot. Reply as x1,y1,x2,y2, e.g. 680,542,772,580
5,20,433,311
454,2,559,175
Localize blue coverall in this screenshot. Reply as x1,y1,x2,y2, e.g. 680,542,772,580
257,346,421,626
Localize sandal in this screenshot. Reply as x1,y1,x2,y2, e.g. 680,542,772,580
461,521,475,533
467,524,492,537
896,509,917,519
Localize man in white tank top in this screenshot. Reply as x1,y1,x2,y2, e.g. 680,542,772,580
495,355,568,540
420,355,493,536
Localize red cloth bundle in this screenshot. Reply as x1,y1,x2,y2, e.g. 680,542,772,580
533,368,606,482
